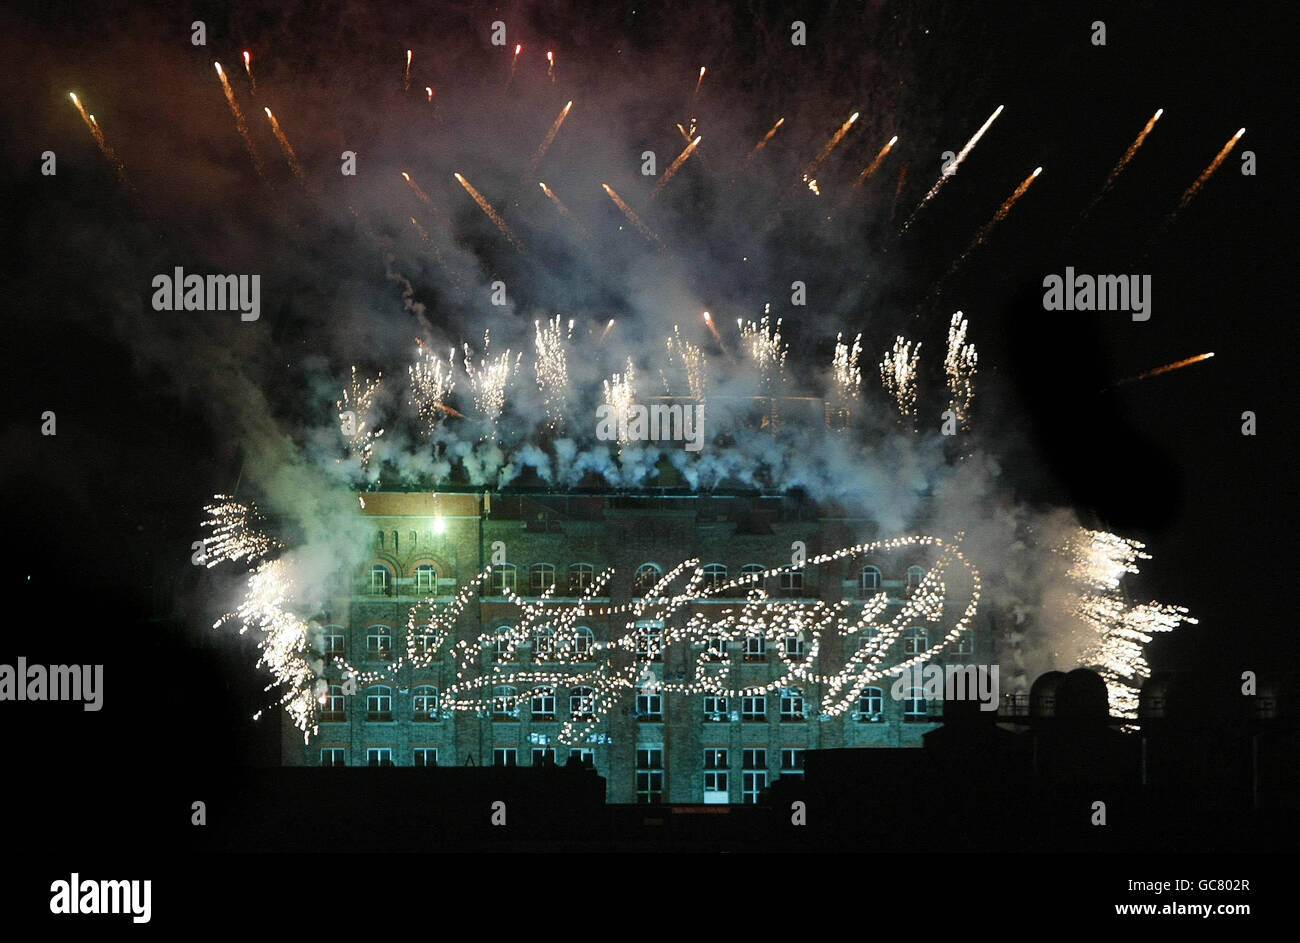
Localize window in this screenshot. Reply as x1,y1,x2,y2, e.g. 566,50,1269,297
489,563,517,595
636,747,664,803
568,563,595,595
859,686,884,721
414,563,437,593
706,635,728,659
904,687,928,722
740,563,765,584
569,748,595,769
321,684,346,722
376,530,384,551
783,632,806,659
859,566,882,595
322,626,345,659
780,687,805,721
632,563,663,596
780,749,805,778
703,749,729,801
956,629,974,654
413,748,438,767
366,625,393,661
571,626,596,658
701,563,727,591
906,565,925,590
635,621,663,661
779,567,804,594
530,686,556,720
321,748,346,767
391,531,399,554
904,626,928,655
531,748,557,767
703,694,729,720
367,748,394,767
742,749,767,803
369,563,392,594
492,685,518,718
413,624,437,657
409,530,418,549
570,686,595,720
365,686,393,721
532,626,555,659
742,695,766,721
412,685,439,720
493,748,518,767
743,634,767,662
529,563,556,594
493,626,514,661
636,692,663,720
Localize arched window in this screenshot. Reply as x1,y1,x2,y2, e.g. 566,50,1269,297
632,563,663,596
376,530,384,550
779,567,803,594
570,686,595,719
414,563,438,593
530,686,556,719
740,563,765,583
635,621,663,661
369,563,392,594
568,563,595,595
529,563,556,594
858,686,884,721
493,626,514,661
904,626,928,655
780,687,805,720
906,565,925,590
572,626,595,658
413,624,437,656
366,626,393,661
903,687,928,721
365,685,393,721
701,563,728,591
492,686,518,718
322,626,346,659
412,685,439,720
859,566,882,596
490,563,516,595
391,531,399,554
409,530,418,549
532,626,554,658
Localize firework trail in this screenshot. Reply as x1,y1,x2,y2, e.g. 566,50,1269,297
214,62,264,176
529,100,573,173
1082,108,1162,219
600,318,616,343
603,358,638,448
1175,128,1245,213
663,325,708,400
409,216,431,244
853,135,898,187
880,336,921,421
337,366,384,470
534,316,574,430
404,49,412,91
693,66,707,104
454,172,526,253
509,43,522,83
262,107,304,182
950,167,1042,270
463,331,521,436
651,135,702,199
200,497,281,567
409,343,458,432
746,117,785,160
1112,352,1215,388
828,332,863,428
426,86,435,103
904,104,1003,229
891,161,909,222
803,111,859,183
701,311,723,347
67,92,127,183
241,50,256,95
944,312,978,430
601,184,662,247
547,50,555,82
537,182,590,241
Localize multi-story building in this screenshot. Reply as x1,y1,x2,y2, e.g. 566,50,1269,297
285,488,994,803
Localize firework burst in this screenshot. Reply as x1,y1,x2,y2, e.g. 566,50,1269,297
463,331,521,435
944,311,978,430
534,315,574,430
880,335,921,421
337,366,384,469
408,344,457,433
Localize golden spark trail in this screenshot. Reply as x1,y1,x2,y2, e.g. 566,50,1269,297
1105,109,1162,195
409,216,431,243
242,50,256,94
693,66,706,104
263,107,303,181
1115,352,1214,386
747,117,784,160
651,135,701,199
906,104,1003,228
601,183,662,246
854,135,898,187
404,49,412,91
702,311,722,345
426,86,435,103
530,100,573,172
804,111,859,181
68,92,127,183
401,170,433,205
454,172,526,252
509,43,522,83
547,50,555,82
1177,128,1245,211
600,319,616,342
945,167,1041,276
214,62,263,176
539,182,590,239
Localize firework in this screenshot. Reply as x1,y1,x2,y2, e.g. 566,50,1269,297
602,358,637,448
953,167,1042,267
740,311,788,393
547,50,555,81
1176,127,1245,212
853,135,898,187
509,43,522,83
338,366,384,470
408,344,457,433
200,496,281,567
538,182,589,240
404,49,412,91
1084,109,1162,218
693,65,706,104
601,183,661,246
944,311,978,429
463,331,521,434
214,62,263,176
530,100,573,172
262,107,304,181
880,335,921,420
747,117,785,160
803,110,859,183
426,86,435,103
828,332,863,428
906,104,1004,228
600,318,616,343
453,172,526,252
534,315,574,430
663,325,708,400
1114,351,1215,387
67,91,127,183
650,135,702,199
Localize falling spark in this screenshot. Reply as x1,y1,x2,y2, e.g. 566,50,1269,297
463,331,521,435
509,43,522,83
200,497,282,568
530,100,573,172
337,366,384,470
1088,109,1163,215
426,86,435,103
67,91,127,183
454,172,526,252
1114,351,1215,387
534,315,574,429
404,49,412,91
906,104,1003,227
956,166,1042,263
214,62,263,176
263,107,304,181
409,216,430,243
602,358,638,448
664,326,708,400
1176,128,1245,212
242,50,256,94
539,182,590,239
880,335,921,420
693,65,707,104
944,312,978,430
803,110,859,182
651,135,702,198
600,318,616,342
601,183,661,247
747,117,785,160
409,344,457,433
854,135,898,187
701,310,722,345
